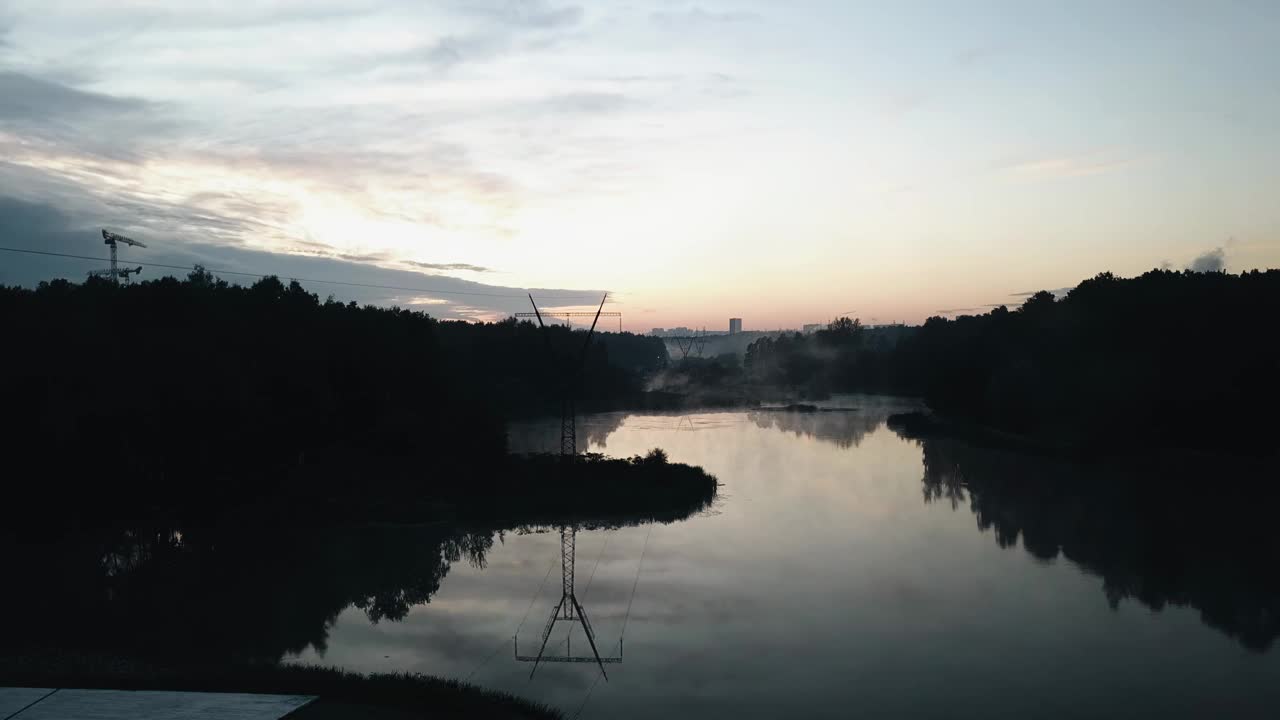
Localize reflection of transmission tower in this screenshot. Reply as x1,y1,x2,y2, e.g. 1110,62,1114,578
527,294,608,457
515,527,621,678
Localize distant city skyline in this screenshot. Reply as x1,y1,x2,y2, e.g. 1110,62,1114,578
2,1,1278,328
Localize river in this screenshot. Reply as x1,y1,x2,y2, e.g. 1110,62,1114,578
275,396,1280,718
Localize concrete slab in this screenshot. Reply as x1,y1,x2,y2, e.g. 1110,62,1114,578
0,688,56,717
0,688,315,720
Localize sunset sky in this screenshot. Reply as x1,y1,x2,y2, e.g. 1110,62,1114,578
2,1,1278,329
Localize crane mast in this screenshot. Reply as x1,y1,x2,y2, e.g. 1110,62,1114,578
90,229,146,283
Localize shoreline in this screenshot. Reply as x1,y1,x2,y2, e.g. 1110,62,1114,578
8,450,720,534
887,409,1280,462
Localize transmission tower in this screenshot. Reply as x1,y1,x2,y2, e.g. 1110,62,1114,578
515,526,621,678
515,310,622,333
671,328,710,360
527,293,608,457
89,229,146,283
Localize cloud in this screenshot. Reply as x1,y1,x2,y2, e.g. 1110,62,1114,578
935,307,988,315
404,260,493,274
394,296,450,306
651,7,760,29
998,151,1140,180
1009,288,1073,298
456,0,583,29
0,72,176,166
90,3,369,31
1188,247,1226,273
0,2,742,310
935,303,1009,315
0,75,528,258
536,91,631,114
409,33,511,68
0,194,603,319
952,45,1002,68
345,2,582,73
0,71,152,123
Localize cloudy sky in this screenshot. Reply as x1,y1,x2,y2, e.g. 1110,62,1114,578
1,1,1278,328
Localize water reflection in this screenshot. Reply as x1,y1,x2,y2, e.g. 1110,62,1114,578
508,412,627,454
749,408,885,448
511,395,922,454
893,424,1280,652
3,525,490,661
8,403,1280,719
3,509,706,668
514,527,622,678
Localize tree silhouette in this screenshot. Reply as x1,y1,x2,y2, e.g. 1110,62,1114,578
0,270,671,526
742,268,1280,453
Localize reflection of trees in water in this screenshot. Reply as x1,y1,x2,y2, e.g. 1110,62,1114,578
506,413,627,454
3,482,711,665
4,526,491,663
749,410,887,449
904,432,1280,652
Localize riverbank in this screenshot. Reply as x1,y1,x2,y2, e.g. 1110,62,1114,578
213,450,720,529
0,651,560,719
887,409,1280,460
9,447,719,534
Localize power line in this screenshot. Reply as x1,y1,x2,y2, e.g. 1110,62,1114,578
580,533,611,601
0,245,607,301
566,531,612,648
619,525,653,642
465,554,558,684
516,555,560,635
573,671,606,712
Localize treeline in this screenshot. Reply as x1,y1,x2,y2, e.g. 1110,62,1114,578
744,318,910,394
0,270,669,522
745,269,1280,453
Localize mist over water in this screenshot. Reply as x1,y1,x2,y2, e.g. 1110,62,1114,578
279,397,1280,719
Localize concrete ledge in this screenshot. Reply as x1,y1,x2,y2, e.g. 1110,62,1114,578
0,687,315,719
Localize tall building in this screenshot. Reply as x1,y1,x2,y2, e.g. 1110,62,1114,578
803,323,824,334
729,318,743,334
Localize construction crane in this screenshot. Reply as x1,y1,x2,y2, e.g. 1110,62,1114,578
89,229,146,283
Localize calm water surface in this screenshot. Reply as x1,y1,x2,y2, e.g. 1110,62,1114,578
281,397,1280,718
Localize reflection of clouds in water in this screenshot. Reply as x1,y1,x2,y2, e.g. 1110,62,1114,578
51,407,1276,719
510,396,924,455
750,410,885,449
372,409,1280,716
508,411,751,454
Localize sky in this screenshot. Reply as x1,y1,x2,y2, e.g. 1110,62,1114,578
1,1,1278,329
